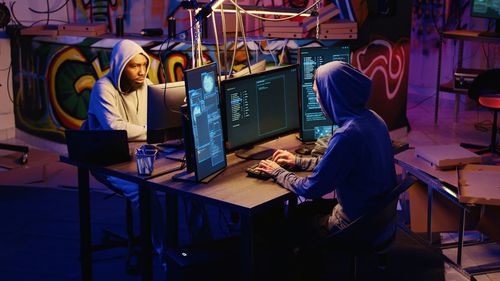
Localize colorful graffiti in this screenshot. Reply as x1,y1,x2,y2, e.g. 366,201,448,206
73,0,128,31
352,39,410,131
12,38,230,142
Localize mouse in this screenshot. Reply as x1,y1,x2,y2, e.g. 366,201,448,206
295,146,313,155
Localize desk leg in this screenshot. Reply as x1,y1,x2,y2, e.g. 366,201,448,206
241,214,255,281
165,194,179,249
457,208,466,266
139,183,153,281
78,167,92,281
434,36,443,124
427,186,433,244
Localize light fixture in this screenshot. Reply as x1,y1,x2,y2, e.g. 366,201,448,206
213,4,312,17
194,0,226,22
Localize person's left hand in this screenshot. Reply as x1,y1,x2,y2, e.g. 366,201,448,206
256,159,281,175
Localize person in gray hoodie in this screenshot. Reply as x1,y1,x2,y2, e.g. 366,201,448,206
85,39,166,266
87,39,150,139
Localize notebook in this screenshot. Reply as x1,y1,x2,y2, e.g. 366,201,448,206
65,129,131,166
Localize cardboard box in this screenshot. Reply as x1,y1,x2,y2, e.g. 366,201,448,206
58,23,107,36
317,33,357,40
415,144,482,170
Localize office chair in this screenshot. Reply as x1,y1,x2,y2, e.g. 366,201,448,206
460,68,500,155
68,120,139,274
293,175,416,281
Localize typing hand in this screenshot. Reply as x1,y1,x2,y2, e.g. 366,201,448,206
256,159,281,175
272,149,296,168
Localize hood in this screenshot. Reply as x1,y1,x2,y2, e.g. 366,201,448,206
108,39,150,93
314,61,372,125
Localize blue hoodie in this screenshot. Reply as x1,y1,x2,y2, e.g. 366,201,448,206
271,61,396,230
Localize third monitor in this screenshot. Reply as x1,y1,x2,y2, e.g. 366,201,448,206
298,45,351,142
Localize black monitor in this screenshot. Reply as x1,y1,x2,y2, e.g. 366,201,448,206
181,63,226,182
298,46,351,142
221,64,300,159
471,0,500,36
147,81,186,144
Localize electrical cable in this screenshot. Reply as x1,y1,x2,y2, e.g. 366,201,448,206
220,5,229,79
9,2,26,27
188,9,195,68
28,0,70,14
45,0,50,26
6,63,13,103
227,9,240,77
236,7,252,74
211,11,223,79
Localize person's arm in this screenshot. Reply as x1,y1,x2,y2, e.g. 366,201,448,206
91,81,146,140
259,134,357,199
294,154,322,171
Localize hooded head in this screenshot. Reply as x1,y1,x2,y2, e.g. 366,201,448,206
108,39,151,93
314,61,372,125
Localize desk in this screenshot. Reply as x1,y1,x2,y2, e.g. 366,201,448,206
434,30,500,123
60,147,183,281
147,134,302,280
395,149,500,278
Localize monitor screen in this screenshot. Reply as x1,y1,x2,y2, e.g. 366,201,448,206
471,0,500,35
471,0,500,20
184,63,227,181
147,81,186,144
221,64,300,158
298,46,351,142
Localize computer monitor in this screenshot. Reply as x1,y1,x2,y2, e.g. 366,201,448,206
298,46,351,142
221,64,300,160
147,81,186,144
471,0,500,36
181,62,226,182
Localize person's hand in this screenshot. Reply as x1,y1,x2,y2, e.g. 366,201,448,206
272,149,296,168
256,159,281,175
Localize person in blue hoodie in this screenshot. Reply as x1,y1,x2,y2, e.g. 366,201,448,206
257,61,397,251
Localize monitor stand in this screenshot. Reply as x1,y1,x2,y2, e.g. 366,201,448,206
172,169,224,184
234,145,275,160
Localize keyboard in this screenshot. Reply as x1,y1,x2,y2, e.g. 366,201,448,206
246,163,272,180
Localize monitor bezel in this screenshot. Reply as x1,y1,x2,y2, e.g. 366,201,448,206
184,62,227,182
220,64,300,153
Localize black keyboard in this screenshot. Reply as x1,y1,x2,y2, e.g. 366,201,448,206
246,163,272,180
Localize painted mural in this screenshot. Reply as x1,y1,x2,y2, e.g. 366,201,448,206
11,0,412,144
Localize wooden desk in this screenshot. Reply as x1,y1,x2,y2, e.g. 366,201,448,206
60,148,183,281
395,149,500,278
434,30,500,123
147,134,302,280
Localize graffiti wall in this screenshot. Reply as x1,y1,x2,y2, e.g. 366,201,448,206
10,0,412,143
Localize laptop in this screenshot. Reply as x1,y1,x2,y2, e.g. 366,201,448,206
65,129,131,166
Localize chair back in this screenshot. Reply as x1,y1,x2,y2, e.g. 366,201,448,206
320,176,416,253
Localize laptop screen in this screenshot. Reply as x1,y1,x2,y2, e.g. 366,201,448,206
65,129,131,166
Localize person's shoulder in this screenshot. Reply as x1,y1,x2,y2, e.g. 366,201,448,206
91,76,119,97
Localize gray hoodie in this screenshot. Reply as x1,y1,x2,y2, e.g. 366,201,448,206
87,39,151,141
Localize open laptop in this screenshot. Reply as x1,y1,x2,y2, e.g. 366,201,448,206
65,129,131,166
